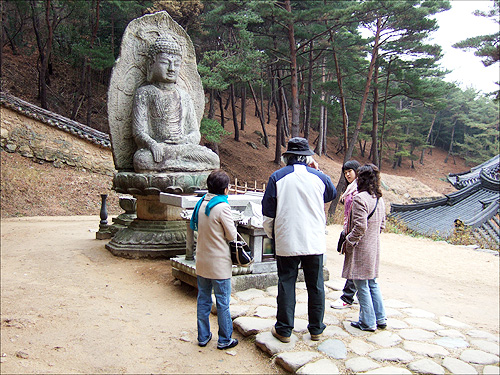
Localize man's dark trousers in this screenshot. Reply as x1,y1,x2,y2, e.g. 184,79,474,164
275,254,326,337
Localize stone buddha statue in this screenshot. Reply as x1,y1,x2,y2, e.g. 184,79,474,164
132,36,219,173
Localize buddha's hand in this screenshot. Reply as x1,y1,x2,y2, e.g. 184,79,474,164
150,142,163,163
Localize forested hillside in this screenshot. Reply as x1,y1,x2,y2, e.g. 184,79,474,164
2,1,498,194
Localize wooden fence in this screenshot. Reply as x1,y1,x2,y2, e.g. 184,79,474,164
228,178,266,195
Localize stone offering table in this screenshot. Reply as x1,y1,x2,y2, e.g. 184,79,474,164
159,192,329,292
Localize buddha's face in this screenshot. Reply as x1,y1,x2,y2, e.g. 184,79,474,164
149,52,181,84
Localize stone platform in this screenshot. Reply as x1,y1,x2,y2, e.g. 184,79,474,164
218,280,500,374
171,255,330,292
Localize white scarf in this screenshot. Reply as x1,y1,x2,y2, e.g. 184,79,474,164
340,179,358,204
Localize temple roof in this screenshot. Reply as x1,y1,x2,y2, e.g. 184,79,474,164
447,155,500,189
390,156,499,247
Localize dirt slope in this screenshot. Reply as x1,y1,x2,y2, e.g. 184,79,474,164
1,103,468,219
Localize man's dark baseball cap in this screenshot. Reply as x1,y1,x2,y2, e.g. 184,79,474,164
283,137,314,156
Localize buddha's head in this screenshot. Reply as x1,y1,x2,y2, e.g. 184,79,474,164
147,36,182,84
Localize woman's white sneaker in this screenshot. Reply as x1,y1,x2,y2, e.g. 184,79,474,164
331,298,352,309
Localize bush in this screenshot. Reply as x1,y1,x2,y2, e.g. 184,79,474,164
200,118,230,144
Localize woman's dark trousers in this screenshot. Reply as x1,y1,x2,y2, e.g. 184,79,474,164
341,279,357,305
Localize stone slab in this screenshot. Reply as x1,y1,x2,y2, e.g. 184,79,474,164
435,329,466,339
254,331,298,356
385,307,403,317
470,339,500,355
483,365,500,374
368,331,402,347
435,336,469,349
364,366,412,374
317,338,347,359
233,316,274,336
467,330,500,342
404,318,444,331
460,349,500,365
235,288,266,301
251,296,277,307
398,328,436,341
439,316,471,329
386,318,409,329
403,341,450,357
401,308,435,318
229,305,251,319
322,325,349,338
275,351,322,373
253,306,276,319
349,338,375,356
369,348,414,363
408,359,445,374
442,357,478,375
296,359,340,374
345,357,380,373
293,318,309,333
384,299,412,309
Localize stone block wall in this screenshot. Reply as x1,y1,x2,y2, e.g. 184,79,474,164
1,106,114,175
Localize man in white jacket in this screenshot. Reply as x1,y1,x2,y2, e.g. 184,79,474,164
262,137,336,342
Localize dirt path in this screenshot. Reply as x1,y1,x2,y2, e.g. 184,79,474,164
1,217,498,374
326,226,499,336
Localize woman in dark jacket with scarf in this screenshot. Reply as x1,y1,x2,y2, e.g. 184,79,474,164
342,164,387,331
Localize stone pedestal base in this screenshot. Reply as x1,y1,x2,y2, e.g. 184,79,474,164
113,170,210,195
107,172,201,258
171,255,330,292
106,219,186,259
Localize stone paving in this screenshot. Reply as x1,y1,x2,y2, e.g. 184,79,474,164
221,279,499,374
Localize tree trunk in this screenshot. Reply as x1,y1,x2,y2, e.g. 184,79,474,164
370,60,379,166
284,0,300,138
444,118,457,163
248,82,269,147
260,82,265,124
359,139,366,157
230,83,239,141
274,80,284,165
378,57,393,169
315,58,326,155
304,41,314,140
344,16,381,162
218,91,225,128
85,0,100,127
30,0,48,109
329,17,381,218
240,85,246,131
419,112,437,164
2,24,19,55
322,104,328,155
208,89,215,119
316,101,324,155
280,79,290,138
332,43,349,154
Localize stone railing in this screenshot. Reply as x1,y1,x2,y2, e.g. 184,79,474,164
0,92,111,148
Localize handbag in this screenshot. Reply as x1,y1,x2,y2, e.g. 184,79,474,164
229,232,254,266
338,197,379,253
337,230,346,253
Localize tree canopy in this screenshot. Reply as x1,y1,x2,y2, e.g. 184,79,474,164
2,0,498,173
